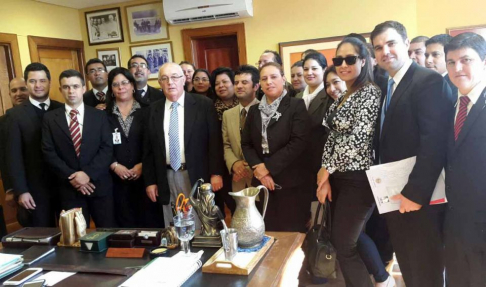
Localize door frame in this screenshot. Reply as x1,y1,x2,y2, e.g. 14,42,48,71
0,33,23,79
28,36,86,77
181,23,247,66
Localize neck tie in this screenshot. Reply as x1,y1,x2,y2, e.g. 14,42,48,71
380,78,395,131
69,109,82,157
169,102,181,170
454,96,471,141
240,109,247,131
39,103,47,112
137,90,145,98
96,91,106,103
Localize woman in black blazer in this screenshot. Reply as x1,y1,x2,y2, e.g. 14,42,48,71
106,68,154,227
241,62,311,232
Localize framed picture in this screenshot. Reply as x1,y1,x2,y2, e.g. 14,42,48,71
125,2,169,44
279,33,370,78
96,48,121,72
85,8,124,45
447,24,486,39
130,42,174,79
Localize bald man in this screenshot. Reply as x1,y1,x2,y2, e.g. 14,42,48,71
143,62,224,228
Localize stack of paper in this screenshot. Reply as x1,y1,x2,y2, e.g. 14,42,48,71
0,254,23,279
120,251,203,287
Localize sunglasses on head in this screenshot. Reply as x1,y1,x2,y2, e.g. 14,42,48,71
332,56,360,66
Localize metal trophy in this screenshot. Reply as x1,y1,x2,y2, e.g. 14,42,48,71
188,179,224,247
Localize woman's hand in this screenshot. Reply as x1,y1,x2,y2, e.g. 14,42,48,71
317,179,332,204
129,163,142,180
113,163,132,180
260,174,275,191
317,167,330,185
252,163,270,180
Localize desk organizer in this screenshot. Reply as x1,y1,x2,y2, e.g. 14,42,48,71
202,235,274,275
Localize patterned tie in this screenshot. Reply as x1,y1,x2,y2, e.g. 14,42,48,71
69,109,82,157
240,109,247,131
169,102,181,170
380,78,395,131
454,96,471,141
96,91,106,103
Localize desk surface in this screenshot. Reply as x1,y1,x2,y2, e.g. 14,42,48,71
1,231,304,287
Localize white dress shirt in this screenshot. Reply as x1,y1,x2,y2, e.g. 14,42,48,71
29,97,51,110
164,93,186,165
454,79,486,123
65,103,85,136
302,83,324,110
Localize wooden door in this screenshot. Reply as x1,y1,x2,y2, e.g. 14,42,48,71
28,36,85,103
193,35,239,72
182,23,247,72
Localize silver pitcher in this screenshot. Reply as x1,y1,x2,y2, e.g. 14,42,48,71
229,185,269,248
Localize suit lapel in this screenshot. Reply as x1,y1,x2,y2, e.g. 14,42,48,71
24,101,40,127
455,88,486,149
231,107,241,144
308,90,327,115
154,99,166,153
380,63,416,143
184,93,196,148
53,108,71,140
267,94,290,128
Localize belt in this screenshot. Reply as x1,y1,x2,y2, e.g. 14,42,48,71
167,163,187,171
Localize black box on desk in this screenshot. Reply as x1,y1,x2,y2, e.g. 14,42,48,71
135,231,161,247
80,231,113,252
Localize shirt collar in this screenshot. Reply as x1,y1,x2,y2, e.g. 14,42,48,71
93,86,108,95
29,97,51,109
140,85,148,94
165,91,186,109
65,103,84,115
442,71,448,77
390,59,413,86
458,79,486,105
239,97,259,113
303,82,325,97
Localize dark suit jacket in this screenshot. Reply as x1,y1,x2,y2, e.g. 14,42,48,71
295,89,334,172
445,86,486,245
83,89,111,108
376,62,454,205
6,100,63,197
42,105,113,200
0,115,12,191
241,95,311,189
143,92,224,204
444,73,459,104
135,85,164,107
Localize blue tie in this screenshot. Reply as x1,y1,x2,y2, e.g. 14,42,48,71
380,78,395,131
169,102,181,170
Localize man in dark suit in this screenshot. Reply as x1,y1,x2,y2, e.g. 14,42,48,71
83,58,110,110
128,55,164,107
6,63,63,227
425,34,458,103
408,36,429,67
443,32,486,287
42,69,115,227
371,21,453,287
144,62,224,228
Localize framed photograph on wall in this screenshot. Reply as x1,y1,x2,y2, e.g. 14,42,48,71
279,33,370,78
96,48,121,72
125,2,169,44
130,42,173,79
85,8,124,45
447,24,486,39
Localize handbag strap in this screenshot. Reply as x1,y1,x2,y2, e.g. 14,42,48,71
316,201,332,236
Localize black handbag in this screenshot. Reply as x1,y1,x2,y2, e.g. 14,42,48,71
302,202,337,279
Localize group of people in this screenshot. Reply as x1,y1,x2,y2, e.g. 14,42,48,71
1,19,484,287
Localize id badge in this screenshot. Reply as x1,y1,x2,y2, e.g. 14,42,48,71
113,128,122,145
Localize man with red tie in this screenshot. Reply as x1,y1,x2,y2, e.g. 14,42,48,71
443,32,486,287
83,58,110,110
42,69,115,227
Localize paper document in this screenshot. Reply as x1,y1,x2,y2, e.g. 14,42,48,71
365,156,446,214
36,271,76,286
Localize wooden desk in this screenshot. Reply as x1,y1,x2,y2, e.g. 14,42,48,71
1,231,305,286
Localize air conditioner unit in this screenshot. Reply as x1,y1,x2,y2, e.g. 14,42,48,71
163,0,253,25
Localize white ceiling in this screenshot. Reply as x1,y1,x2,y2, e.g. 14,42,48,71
34,0,135,9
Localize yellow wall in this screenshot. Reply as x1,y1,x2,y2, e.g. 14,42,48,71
0,0,82,72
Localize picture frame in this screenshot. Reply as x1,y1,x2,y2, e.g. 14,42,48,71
85,8,124,45
125,2,169,44
130,42,174,79
447,24,486,39
96,48,121,72
279,33,370,78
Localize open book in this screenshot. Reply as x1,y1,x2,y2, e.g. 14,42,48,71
120,251,203,287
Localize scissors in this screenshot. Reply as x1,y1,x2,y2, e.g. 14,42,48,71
176,193,191,214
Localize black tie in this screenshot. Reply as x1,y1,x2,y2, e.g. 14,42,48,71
137,90,145,97
39,103,47,112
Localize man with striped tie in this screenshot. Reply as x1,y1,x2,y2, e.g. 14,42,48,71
83,58,110,110
42,69,115,227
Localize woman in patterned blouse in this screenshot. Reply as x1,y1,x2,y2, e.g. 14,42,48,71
316,38,394,287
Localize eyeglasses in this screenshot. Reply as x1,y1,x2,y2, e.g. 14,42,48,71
87,68,106,74
159,75,184,83
130,63,148,69
193,77,209,83
332,56,360,66
112,80,131,88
